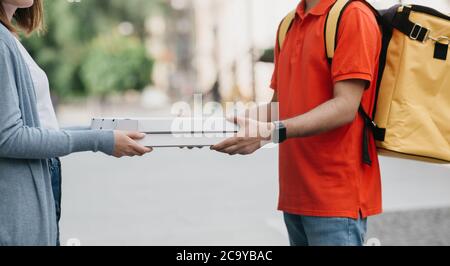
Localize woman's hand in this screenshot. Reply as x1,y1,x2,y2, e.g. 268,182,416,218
113,131,153,158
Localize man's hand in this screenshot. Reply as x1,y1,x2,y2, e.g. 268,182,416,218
113,131,153,158
212,117,274,156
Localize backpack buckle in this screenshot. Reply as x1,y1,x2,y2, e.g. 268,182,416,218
409,23,428,42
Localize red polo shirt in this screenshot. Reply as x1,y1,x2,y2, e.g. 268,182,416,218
271,0,382,219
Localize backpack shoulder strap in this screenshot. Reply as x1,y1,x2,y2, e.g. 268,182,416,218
325,0,381,61
278,10,296,50
324,0,385,166
278,0,352,53
324,0,352,61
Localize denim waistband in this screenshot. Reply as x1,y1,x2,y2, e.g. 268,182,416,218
48,158,61,169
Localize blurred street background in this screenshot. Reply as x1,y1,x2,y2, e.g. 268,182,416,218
21,0,450,246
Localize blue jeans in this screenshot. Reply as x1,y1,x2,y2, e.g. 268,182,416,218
49,158,62,246
284,212,367,246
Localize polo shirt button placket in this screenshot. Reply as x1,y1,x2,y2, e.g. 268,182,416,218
293,19,306,61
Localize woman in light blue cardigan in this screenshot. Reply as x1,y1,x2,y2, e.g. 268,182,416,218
0,0,152,246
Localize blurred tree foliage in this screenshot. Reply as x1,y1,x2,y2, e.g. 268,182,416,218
258,48,275,63
22,0,166,99
81,34,153,97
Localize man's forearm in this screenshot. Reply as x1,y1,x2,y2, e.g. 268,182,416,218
281,80,365,139
282,96,358,139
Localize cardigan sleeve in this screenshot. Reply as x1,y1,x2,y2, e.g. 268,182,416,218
0,40,115,159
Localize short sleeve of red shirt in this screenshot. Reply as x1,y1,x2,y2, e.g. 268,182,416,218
332,3,381,87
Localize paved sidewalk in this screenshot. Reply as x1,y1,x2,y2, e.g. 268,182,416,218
368,208,450,246
59,147,450,246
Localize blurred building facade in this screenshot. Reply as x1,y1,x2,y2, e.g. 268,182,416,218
191,0,295,103
158,0,450,103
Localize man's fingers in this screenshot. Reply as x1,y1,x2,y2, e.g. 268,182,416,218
222,145,240,155
212,137,239,151
227,140,260,155
216,139,260,155
223,142,252,155
238,142,261,155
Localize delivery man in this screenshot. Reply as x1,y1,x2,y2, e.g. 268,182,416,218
213,0,382,246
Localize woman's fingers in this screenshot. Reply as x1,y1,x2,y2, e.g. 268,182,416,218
130,141,152,156
125,131,146,140
126,132,152,155
113,131,152,158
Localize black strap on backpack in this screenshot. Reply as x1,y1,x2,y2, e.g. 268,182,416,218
325,0,386,166
359,106,386,165
391,6,430,43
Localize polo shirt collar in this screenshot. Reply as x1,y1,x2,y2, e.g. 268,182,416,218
296,0,337,18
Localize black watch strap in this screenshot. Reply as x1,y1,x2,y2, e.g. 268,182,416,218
272,121,287,144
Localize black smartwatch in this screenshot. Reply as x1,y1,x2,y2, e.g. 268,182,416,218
271,121,287,144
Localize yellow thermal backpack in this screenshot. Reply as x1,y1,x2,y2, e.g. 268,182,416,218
278,0,450,163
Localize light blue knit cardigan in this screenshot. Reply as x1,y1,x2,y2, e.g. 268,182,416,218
0,23,114,246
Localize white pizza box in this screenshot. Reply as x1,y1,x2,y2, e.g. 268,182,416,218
91,117,239,133
134,133,237,147
90,118,239,147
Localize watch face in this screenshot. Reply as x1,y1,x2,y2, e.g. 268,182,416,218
278,122,287,143
272,122,286,144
